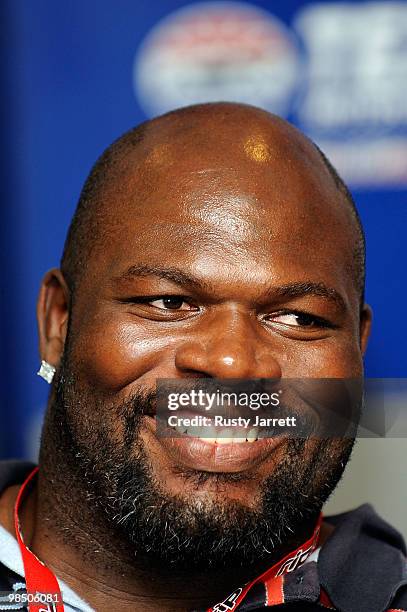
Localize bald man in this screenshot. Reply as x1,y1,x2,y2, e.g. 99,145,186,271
0,103,405,612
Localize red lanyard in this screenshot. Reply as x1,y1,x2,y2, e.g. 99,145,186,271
207,513,322,611
14,467,64,612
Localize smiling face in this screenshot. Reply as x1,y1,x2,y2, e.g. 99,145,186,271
38,104,371,569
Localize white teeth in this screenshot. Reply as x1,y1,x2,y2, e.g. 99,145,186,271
212,428,245,444
215,429,235,444
205,425,219,443
169,424,259,443
231,439,246,444
246,427,259,442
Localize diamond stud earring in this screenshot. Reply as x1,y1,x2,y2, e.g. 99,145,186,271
37,360,56,384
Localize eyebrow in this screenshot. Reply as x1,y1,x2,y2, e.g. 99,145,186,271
272,281,347,310
114,264,211,293
114,264,347,310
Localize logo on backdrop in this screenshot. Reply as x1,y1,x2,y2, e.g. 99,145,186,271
134,1,299,118
294,2,407,186
133,1,407,187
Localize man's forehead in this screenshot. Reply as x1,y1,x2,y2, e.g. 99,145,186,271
95,211,356,309
98,154,345,251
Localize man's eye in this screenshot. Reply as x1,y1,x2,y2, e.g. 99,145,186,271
148,296,196,311
266,312,329,328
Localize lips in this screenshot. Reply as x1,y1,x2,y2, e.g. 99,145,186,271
143,415,285,473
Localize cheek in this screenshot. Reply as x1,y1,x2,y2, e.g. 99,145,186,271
285,338,363,378
71,317,177,392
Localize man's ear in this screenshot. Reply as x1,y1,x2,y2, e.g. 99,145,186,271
360,303,372,355
37,268,70,368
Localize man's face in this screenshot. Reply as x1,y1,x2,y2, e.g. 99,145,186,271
42,119,371,568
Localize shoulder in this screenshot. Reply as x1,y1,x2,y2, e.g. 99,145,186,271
320,504,407,612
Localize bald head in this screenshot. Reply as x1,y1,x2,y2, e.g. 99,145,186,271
61,102,365,305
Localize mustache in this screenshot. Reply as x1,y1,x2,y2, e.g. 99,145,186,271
117,388,157,418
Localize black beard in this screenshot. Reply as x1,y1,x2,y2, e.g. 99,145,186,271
40,348,355,571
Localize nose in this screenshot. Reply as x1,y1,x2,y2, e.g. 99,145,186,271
175,310,282,379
